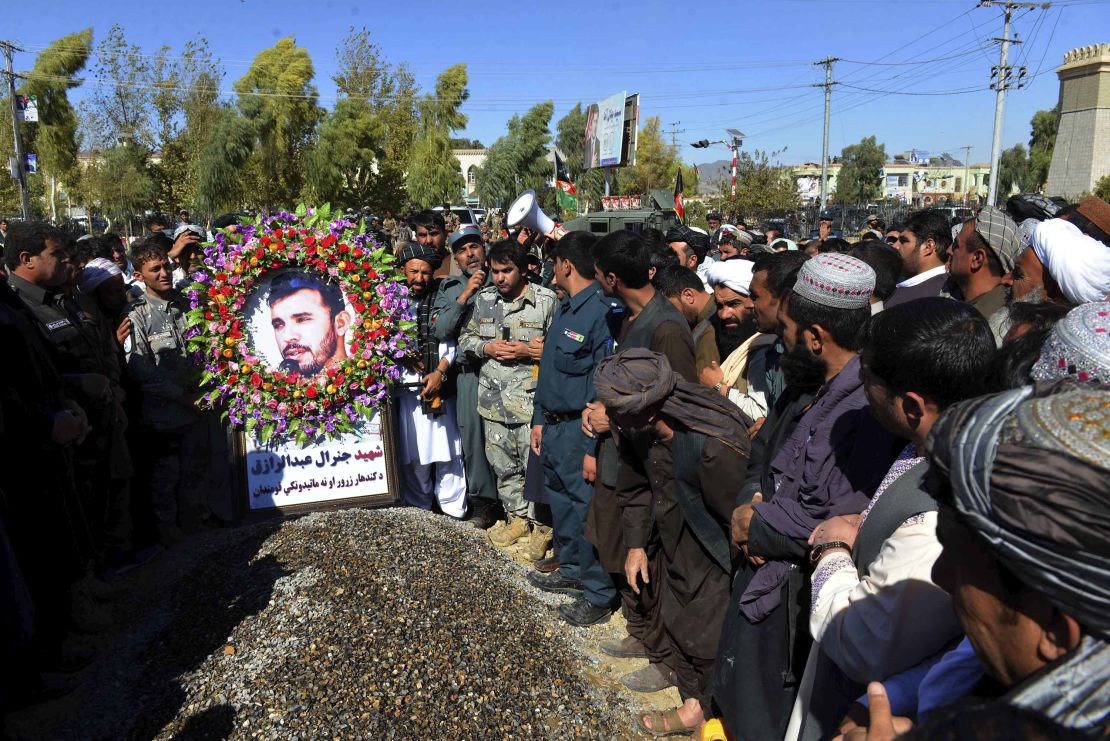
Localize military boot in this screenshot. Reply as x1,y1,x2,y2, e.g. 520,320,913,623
526,524,553,561
489,515,530,548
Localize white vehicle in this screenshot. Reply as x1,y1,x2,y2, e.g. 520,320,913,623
432,205,479,225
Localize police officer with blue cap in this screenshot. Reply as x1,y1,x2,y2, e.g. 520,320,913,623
432,224,500,526
526,230,621,626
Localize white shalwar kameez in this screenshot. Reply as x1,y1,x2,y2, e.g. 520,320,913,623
396,340,467,517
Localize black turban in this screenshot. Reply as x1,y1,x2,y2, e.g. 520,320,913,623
397,243,442,270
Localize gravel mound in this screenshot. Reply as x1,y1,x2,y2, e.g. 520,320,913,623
7,508,644,740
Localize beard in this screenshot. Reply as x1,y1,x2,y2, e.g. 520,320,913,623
283,330,338,376
1008,284,1044,306
779,336,828,392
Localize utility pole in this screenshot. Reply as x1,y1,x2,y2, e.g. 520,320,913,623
2,40,31,220
664,121,685,154
813,57,838,208
980,0,1040,205
961,145,973,206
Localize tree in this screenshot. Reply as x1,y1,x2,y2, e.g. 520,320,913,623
1093,174,1110,202
84,144,157,230
1028,106,1058,191
149,38,224,214
732,150,799,223
450,138,484,149
234,38,322,212
81,24,157,149
304,27,417,212
555,103,606,211
834,136,886,205
997,144,1035,202
476,101,554,209
621,117,678,195
408,64,468,207
23,30,93,220
195,106,255,215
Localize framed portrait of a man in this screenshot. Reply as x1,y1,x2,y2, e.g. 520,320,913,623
238,268,397,513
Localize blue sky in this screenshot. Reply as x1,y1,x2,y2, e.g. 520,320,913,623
7,0,1109,169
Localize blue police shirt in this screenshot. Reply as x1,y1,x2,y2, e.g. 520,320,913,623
531,283,621,426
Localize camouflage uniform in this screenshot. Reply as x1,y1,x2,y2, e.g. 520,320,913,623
444,212,461,236
126,290,210,527
459,282,557,519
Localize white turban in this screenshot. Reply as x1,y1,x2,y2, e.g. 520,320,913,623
706,258,754,296
79,257,122,294
1031,218,1110,305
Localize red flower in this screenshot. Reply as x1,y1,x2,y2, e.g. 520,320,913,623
228,374,238,384
254,247,265,260
354,302,366,313
215,272,228,282
338,243,350,254
250,372,263,388
367,270,378,280
260,236,271,247
219,285,233,297
368,304,379,316
285,228,296,239
204,311,214,320
207,287,218,297
304,235,316,248
321,234,337,248
305,384,318,399
347,292,359,303
335,374,346,385
352,248,364,259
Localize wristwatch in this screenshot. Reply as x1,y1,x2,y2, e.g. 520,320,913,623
713,381,725,393
809,541,852,564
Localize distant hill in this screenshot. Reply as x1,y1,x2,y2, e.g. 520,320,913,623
695,159,732,192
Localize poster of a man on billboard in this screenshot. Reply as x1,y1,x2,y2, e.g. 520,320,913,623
583,91,627,169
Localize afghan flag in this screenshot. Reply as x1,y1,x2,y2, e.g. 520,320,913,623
674,170,685,223
554,150,578,212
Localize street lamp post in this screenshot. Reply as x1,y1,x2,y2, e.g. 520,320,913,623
692,129,745,202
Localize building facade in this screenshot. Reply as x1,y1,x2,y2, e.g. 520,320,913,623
792,158,993,207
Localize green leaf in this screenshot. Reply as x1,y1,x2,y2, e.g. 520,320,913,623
295,203,307,218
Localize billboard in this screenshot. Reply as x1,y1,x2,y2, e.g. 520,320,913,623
584,91,628,169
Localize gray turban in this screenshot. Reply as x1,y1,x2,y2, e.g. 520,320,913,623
927,383,1110,637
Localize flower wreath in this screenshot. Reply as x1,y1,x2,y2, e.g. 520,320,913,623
184,204,414,445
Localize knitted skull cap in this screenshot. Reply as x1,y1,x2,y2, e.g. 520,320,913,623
792,253,875,309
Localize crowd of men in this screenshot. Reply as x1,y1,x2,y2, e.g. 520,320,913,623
3,194,1110,738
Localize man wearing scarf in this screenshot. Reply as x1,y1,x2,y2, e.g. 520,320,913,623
583,229,697,694
712,253,900,740
925,383,1110,735
395,244,466,518
595,348,750,737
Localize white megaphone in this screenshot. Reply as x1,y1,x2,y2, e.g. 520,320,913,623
506,189,566,240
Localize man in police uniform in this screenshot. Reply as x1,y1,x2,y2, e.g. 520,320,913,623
126,239,209,546
459,241,557,548
6,223,134,570
526,231,619,626
432,225,500,527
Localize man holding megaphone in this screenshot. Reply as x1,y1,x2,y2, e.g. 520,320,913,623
431,225,501,528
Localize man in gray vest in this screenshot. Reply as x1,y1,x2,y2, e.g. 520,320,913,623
799,298,996,738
